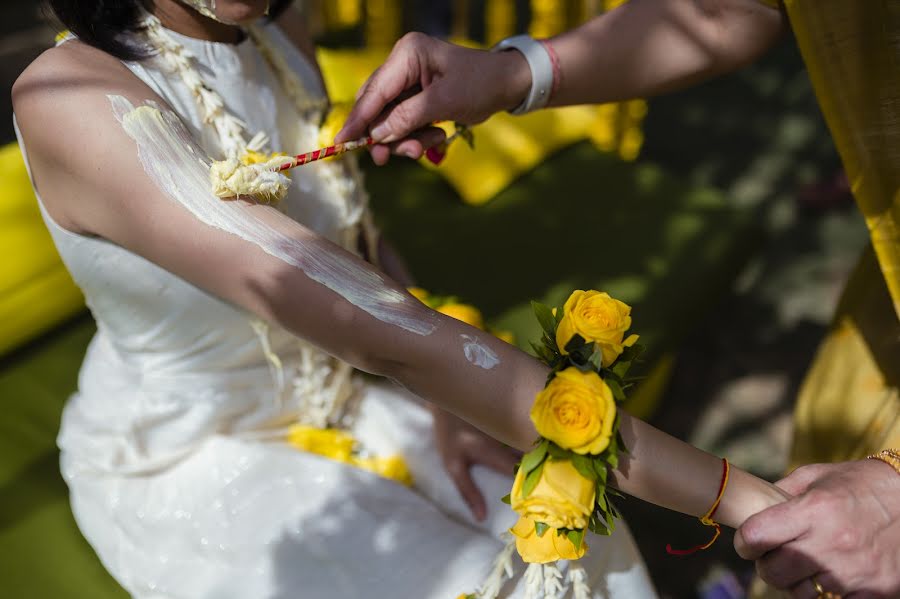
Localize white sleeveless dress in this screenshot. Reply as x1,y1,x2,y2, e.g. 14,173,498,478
14,22,657,599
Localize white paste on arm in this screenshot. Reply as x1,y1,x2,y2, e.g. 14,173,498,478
110,95,435,336
461,334,501,370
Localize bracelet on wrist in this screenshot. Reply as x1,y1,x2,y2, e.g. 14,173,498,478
867,448,900,476
491,34,557,115
666,458,730,556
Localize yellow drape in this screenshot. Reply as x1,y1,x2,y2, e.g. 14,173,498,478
772,0,900,465
749,6,898,595
781,0,900,319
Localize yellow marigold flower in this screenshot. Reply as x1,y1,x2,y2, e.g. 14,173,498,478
437,303,485,330
287,425,413,486
531,367,616,455
556,290,636,366
511,459,595,530
240,149,288,166
286,426,355,462
318,102,353,148
510,516,588,564
353,455,414,487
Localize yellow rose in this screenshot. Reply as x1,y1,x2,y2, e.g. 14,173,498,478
556,290,637,366
510,516,588,563
531,367,616,455
510,459,595,530
437,303,485,330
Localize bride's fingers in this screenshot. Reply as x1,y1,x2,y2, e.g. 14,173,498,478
445,458,487,521
472,440,520,477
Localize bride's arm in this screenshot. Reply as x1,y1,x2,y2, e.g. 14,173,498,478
13,41,783,529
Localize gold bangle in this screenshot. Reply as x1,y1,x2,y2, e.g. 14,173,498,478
867,449,900,476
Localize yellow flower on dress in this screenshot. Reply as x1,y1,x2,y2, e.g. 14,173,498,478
354,455,414,487
287,426,355,461
556,290,638,366
286,425,413,486
437,303,486,330
531,367,616,455
318,102,353,148
510,516,588,563
510,459,595,530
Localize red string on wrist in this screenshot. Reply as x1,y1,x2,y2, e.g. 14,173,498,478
666,458,730,556
539,39,562,102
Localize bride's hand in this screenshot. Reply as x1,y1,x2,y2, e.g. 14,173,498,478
432,407,521,521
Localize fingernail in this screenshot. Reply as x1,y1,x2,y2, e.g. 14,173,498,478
425,147,446,165
371,123,391,141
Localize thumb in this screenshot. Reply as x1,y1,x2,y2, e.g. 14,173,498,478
775,463,830,496
733,499,808,560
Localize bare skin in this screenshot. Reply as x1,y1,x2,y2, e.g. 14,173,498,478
335,0,900,595
15,0,784,541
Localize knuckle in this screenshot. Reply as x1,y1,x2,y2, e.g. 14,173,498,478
801,488,836,514
833,526,862,551
398,31,429,50
390,101,417,128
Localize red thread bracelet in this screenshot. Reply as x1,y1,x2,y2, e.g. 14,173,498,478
666,458,730,556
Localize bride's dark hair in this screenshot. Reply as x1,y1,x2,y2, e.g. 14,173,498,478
45,0,294,61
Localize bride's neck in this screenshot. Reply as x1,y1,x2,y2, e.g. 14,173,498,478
149,0,245,44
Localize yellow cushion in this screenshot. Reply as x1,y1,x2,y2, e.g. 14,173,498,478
0,142,84,356
317,46,646,205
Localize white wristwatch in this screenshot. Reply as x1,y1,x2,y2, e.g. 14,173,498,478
492,34,555,115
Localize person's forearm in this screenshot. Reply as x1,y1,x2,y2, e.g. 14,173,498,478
525,0,784,107
372,312,786,526
247,203,782,526
612,413,788,528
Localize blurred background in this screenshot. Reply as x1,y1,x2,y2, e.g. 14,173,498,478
0,1,868,597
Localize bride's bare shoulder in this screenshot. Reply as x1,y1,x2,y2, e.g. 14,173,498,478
12,40,147,132
12,41,163,234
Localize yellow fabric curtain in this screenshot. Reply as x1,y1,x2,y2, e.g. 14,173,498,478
364,0,402,48
780,0,900,320
776,0,900,464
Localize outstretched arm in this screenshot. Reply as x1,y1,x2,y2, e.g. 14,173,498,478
14,40,782,531
337,0,784,162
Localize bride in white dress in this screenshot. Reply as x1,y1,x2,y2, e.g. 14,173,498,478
12,1,784,597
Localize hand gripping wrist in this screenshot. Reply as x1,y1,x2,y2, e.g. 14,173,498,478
492,34,555,115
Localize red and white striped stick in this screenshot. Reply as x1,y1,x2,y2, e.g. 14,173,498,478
274,136,375,172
